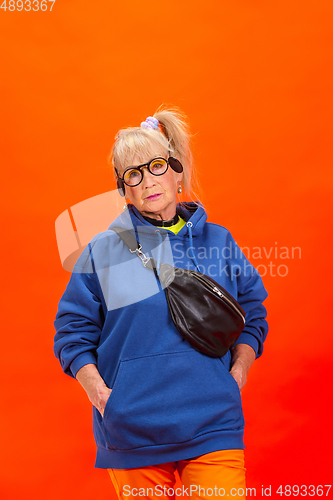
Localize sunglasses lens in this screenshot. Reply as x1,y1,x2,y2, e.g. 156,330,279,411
150,158,168,175
124,168,142,186
168,157,183,173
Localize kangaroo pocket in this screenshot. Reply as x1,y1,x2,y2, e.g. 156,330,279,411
102,349,244,451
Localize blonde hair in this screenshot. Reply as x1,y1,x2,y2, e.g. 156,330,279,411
109,105,199,200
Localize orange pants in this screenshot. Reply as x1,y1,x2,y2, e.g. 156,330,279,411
108,449,246,499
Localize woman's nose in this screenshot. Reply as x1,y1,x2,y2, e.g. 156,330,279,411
141,167,156,186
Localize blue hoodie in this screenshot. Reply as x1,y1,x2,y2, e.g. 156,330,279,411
54,202,268,469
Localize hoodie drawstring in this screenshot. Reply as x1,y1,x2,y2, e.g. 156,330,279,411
186,222,201,272
155,230,163,276
155,222,201,276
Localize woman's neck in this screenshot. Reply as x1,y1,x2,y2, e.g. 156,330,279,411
142,213,179,227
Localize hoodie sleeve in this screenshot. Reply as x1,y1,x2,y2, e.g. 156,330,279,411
53,242,105,378
227,232,269,358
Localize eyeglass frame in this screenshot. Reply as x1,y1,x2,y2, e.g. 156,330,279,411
115,156,183,196
119,157,170,187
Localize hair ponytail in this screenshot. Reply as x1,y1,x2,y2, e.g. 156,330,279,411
153,105,194,198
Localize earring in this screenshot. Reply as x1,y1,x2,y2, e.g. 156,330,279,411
177,183,182,194
123,202,128,211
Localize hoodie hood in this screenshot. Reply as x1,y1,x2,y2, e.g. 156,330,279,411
107,202,208,273
108,202,208,238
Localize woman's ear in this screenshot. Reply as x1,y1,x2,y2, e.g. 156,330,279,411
116,177,126,197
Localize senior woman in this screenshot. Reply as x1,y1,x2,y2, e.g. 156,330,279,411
54,106,268,499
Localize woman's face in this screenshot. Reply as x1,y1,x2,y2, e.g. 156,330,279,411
120,152,183,221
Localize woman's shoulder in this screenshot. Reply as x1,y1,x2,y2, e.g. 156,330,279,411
204,221,234,238
205,220,231,232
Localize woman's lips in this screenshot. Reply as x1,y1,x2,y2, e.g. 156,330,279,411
145,193,162,200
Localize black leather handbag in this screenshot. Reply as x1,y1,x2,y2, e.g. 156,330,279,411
111,227,246,357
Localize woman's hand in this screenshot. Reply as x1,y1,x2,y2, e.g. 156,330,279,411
229,364,247,393
229,344,256,393
93,384,112,417
76,363,112,417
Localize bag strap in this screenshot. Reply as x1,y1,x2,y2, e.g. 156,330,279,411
111,226,139,252
111,226,156,271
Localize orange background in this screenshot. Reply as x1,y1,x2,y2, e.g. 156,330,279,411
1,1,333,499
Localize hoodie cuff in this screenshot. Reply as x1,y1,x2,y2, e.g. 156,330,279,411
70,352,97,379
232,332,260,357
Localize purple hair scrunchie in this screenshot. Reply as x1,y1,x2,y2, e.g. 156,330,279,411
140,116,160,130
